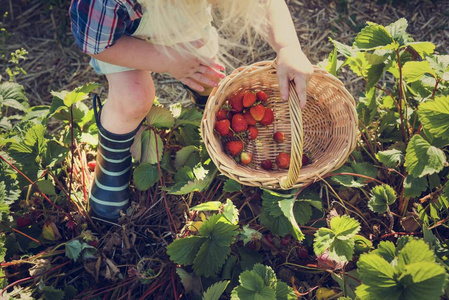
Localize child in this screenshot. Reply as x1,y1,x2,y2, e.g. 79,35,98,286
69,0,314,221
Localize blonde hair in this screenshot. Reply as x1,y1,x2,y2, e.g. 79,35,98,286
136,0,270,67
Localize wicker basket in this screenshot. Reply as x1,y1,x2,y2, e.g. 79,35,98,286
201,60,358,190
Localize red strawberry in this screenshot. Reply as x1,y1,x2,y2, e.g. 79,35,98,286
259,108,274,126
231,114,248,133
226,140,244,156
216,108,229,121
17,215,32,229
261,159,273,170
256,91,268,102
247,126,258,140
215,119,231,136
250,104,266,122
243,91,256,107
276,152,290,169
228,93,244,112
273,131,284,143
302,152,311,165
87,161,97,172
240,152,252,165
243,110,257,126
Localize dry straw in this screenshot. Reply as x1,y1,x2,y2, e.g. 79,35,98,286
201,60,358,190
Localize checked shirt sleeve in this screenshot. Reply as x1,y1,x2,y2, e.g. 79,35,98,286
70,0,133,55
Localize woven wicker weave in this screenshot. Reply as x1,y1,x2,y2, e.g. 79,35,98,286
201,60,358,190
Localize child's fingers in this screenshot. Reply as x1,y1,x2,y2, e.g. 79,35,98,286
278,75,290,101
294,77,307,109
181,78,205,93
191,72,219,88
198,65,226,79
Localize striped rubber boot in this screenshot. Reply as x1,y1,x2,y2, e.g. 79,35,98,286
89,95,141,221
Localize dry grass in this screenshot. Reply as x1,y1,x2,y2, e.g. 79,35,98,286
0,0,448,106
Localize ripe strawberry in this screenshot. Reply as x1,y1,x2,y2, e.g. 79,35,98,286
259,108,274,126
273,131,284,143
87,161,97,172
256,91,268,102
243,110,257,126
247,126,258,140
231,114,248,133
226,140,244,156
228,92,244,112
302,152,311,165
243,91,256,107
250,104,266,121
261,159,273,171
240,152,252,165
216,108,229,121
16,215,32,229
215,119,231,136
276,152,290,169
280,235,291,246
297,245,309,259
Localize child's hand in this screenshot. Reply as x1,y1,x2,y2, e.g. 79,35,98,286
162,41,225,92
276,46,314,108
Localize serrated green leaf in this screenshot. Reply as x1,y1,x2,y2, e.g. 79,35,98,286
176,268,201,294
42,286,65,300
146,106,175,128
198,214,238,247
331,162,377,187
203,280,229,300
193,163,208,181
293,202,312,226
418,96,449,144
405,42,435,58
142,130,163,164
356,254,400,299
372,241,396,263
239,271,265,292
35,180,56,196
404,135,446,178
58,82,99,107
313,228,335,256
251,264,277,287
222,199,239,225
426,54,449,79
403,61,435,83
385,18,409,42
376,149,404,168
193,239,231,277
167,236,206,265
397,239,436,272
354,22,394,49
133,163,159,191
261,189,290,218
65,240,83,262
403,176,427,198
275,281,296,300
241,225,262,246
329,238,355,262
175,146,199,170
366,62,385,90
279,198,304,241
258,210,292,237
331,215,361,239
398,262,448,300
368,184,397,213
223,179,241,193
0,81,28,111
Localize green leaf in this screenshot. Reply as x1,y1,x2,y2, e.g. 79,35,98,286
426,55,449,80
354,22,394,49
143,130,164,164
293,202,312,226
331,162,377,187
198,214,238,247
356,253,401,299
403,61,435,83
376,149,404,168
222,199,239,225
399,262,448,300
146,105,175,128
262,189,291,218
405,42,435,58
65,240,83,262
418,96,449,144
368,184,397,213
240,225,262,246
251,264,277,287
167,236,206,265
385,18,409,43
278,198,304,241
133,163,159,191
0,81,28,111
175,146,199,170
331,215,361,239
403,176,427,198
275,281,296,300
54,82,99,107
397,239,436,271
240,271,265,292
372,240,396,263
329,238,355,262
258,210,292,237
190,201,222,212
404,135,446,178
42,286,65,300
313,228,335,257
35,180,56,196
176,268,201,294
203,280,229,300
223,179,242,193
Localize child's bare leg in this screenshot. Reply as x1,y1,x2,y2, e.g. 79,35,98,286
90,70,155,221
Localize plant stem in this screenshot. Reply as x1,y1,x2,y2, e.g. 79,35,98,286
68,105,75,213
431,78,441,99
395,49,408,143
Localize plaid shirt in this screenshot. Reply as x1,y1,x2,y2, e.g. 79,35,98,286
70,0,142,54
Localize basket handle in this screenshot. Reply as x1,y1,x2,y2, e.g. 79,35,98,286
270,59,304,189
